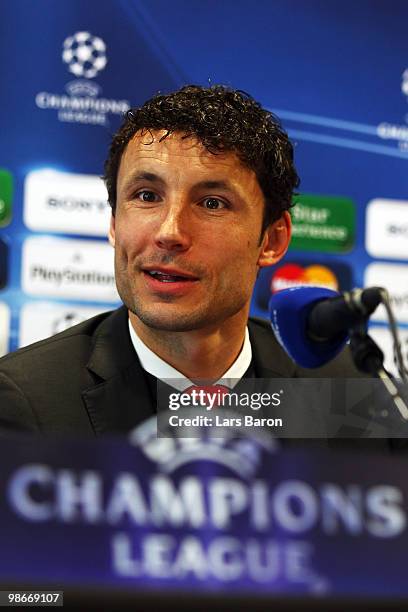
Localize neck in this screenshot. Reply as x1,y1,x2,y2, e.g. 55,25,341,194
129,311,248,381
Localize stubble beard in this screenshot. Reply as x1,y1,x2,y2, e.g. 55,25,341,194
115,270,249,333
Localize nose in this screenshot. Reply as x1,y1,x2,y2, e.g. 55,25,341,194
154,202,192,252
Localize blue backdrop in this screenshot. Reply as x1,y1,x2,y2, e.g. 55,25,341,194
0,0,407,371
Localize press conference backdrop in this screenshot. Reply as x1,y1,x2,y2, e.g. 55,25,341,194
0,0,407,370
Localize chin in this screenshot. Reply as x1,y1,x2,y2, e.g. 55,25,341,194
136,314,205,332
128,305,207,332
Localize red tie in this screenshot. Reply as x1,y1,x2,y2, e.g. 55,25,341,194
184,384,230,409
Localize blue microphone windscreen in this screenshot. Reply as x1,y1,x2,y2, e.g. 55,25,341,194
268,286,348,368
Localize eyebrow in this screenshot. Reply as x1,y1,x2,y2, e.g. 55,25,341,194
123,171,165,189
194,180,232,191
122,171,236,194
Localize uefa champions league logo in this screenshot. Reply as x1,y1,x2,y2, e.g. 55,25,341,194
402,69,408,98
130,415,278,478
62,31,107,79
35,31,128,125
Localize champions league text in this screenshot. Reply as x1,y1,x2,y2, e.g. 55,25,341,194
7,465,405,586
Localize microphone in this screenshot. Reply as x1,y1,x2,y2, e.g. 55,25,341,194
268,286,383,368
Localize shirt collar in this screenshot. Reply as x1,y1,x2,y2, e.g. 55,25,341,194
128,319,252,391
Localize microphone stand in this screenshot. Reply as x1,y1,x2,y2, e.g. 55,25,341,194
349,323,408,421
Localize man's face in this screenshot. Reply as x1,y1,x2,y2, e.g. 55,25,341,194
110,130,290,333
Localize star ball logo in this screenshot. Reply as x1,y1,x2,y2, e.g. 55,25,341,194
62,31,107,79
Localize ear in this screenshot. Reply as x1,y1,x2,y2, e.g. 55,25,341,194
108,214,116,247
257,211,291,268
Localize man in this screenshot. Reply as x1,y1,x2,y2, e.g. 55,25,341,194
0,85,361,436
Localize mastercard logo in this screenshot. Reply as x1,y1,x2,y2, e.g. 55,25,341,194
271,263,339,293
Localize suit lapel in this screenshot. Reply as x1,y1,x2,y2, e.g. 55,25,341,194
82,314,295,434
248,318,330,450
81,307,156,435
248,317,297,378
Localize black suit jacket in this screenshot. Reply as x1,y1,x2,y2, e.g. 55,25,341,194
0,305,368,438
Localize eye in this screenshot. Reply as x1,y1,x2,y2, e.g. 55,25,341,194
202,197,226,210
135,190,160,203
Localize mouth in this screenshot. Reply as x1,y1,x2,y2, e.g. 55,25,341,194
142,268,199,285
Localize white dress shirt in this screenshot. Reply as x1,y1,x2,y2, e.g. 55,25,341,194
128,319,252,391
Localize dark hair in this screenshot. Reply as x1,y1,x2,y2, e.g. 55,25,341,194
104,85,299,232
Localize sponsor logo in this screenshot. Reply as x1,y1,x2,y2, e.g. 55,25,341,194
290,194,355,253
21,236,120,303
368,326,408,379
271,263,339,293
34,32,129,126
0,301,10,357
365,199,408,260
0,239,8,289
24,169,111,236
255,259,352,310
364,263,408,323
0,169,13,227
19,302,106,347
